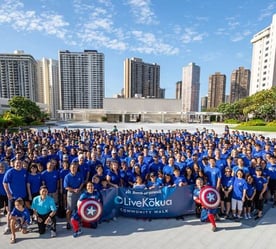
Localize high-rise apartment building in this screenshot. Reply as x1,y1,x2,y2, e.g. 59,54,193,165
0,50,37,101
230,67,250,103
250,14,276,95
37,58,60,118
181,62,200,112
175,81,182,99
124,57,162,98
59,50,104,110
207,72,226,109
201,96,208,112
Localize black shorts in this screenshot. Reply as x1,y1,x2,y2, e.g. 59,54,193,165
220,189,232,202
0,195,8,209
243,199,253,208
268,179,276,192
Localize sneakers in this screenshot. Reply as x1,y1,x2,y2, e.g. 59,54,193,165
50,230,56,238
3,227,11,235
73,229,82,238
247,213,252,219
255,215,262,220
66,222,71,230
235,216,241,222
212,226,217,232
244,213,248,220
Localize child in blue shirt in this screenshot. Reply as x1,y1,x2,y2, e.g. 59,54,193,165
9,198,31,244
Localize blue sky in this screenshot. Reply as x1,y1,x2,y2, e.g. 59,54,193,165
0,0,276,99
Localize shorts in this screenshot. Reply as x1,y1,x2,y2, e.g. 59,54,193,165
0,195,8,209
243,199,253,209
231,198,243,211
268,179,276,192
67,191,81,211
220,189,232,202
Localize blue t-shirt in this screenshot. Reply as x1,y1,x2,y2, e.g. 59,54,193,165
253,176,267,191
0,172,6,195
3,167,27,198
107,170,121,185
64,172,84,189
232,177,248,200
232,166,249,176
41,170,60,193
246,183,256,198
204,166,221,188
10,207,31,224
221,175,233,188
267,164,276,180
27,173,42,194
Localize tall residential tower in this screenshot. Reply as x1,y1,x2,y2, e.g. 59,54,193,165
0,50,37,101
124,57,162,98
37,58,60,118
59,50,104,110
207,72,226,109
181,62,200,112
230,67,250,103
250,14,276,95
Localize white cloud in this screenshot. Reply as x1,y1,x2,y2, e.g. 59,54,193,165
131,30,179,55
258,3,276,21
231,30,251,42
181,28,207,44
0,0,69,39
126,0,158,25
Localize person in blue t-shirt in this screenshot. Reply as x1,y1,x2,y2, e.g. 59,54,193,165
41,161,60,205
231,169,248,221
3,159,27,235
220,167,233,218
266,155,276,207
203,157,221,189
243,174,256,219
253,167,268,220
0,162,8,217
9,198,30,244
64,162,84,230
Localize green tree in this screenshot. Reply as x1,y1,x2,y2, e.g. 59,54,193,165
8,96,47,125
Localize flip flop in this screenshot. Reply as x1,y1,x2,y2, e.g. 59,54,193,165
10,237,16,244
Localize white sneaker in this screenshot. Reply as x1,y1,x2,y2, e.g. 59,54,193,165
50,230,56,238
244,214,248,219
248,213,252,219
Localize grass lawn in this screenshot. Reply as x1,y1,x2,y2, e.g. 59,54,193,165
234,125,276,132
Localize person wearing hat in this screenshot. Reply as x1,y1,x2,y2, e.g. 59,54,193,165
253,167,268,220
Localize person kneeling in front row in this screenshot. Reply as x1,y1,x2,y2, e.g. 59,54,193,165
31,185,57,238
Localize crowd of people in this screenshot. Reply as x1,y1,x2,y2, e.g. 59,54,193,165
0,124,276,241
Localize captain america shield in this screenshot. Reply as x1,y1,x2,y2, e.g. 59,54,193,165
78,199,103,223
199,186,221,209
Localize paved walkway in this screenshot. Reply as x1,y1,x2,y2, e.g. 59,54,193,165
52,121,276,138
1,202,276,249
